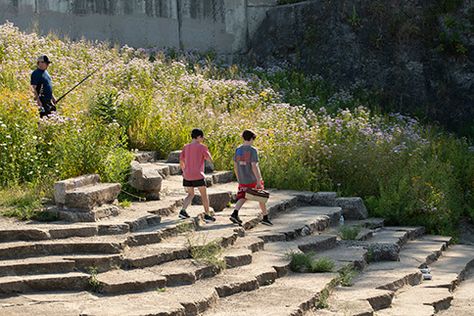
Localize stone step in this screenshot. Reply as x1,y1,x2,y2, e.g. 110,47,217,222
0,257,76,277
310,242,368,271
377,244,474,316
0,238,124,260
325,235,454,315
204,272,338,315
123,227,242,269
248,206,342,242
0,272,90,294
438,267,474,316
352,226,426,262
64,183,121,211
0,290,187,315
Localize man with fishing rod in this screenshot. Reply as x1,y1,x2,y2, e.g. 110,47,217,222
31,55,56,118
31,55,112,117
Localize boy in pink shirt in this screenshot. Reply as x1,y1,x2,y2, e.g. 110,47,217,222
179,129,216,222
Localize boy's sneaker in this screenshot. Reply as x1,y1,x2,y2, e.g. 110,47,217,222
204,214,216,223
230,214,243,225
261,217,273,226
179,210,190,219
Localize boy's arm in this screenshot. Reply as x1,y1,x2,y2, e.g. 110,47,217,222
179,149,185,175
233,161,240,183
251,162,263,189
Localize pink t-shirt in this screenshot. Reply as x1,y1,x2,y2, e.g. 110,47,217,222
180,142,212,181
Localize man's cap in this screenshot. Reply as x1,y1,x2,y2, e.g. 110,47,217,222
37,55,51,64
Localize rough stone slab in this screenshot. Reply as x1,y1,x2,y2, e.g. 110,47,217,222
335,197,368,220
383,226,425,240
133,151,157,163
0,229,50,242
193,189,231,212
97,268,167,294
165,283,219,315
126,231,162,247
129,161,163,200
232,236,265,253
438,271,474,316
0,272,90,294
79,291,186,316
249,206,339,241
64,183,121,211
98,223,129,235
54,174,100,205
312,192,337,206
204,273,338,316
329,287,394,312
55,204,121,222
223,248,253,268
312,244,368,271
124,244,190,269
63,254,122,272
212,171,235,184
297,235,338,253
148,259,220,287
0,240,123,260
0,257,76,277
48,226,98,239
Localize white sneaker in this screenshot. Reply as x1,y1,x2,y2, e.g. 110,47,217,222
422,273,432,280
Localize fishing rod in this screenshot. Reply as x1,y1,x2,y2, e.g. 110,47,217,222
55,58,113,104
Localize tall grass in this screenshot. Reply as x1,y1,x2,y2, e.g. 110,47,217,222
0,23,473,234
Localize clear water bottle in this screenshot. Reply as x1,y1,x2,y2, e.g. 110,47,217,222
339,215,345,226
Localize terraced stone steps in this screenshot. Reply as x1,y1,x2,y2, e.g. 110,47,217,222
204,272,339,316
376,244,474,316
324,235,455,315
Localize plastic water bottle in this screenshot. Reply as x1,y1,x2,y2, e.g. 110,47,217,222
339,215,345,226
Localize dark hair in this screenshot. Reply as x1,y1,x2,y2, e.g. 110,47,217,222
242,129,256,141
191,128,204,139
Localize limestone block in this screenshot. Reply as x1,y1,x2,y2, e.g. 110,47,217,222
193,191,231,212
335,197,368,220
312,192,337,206
64,183,121,211
129,162,163,199
54,174,100,205
133,151,157,163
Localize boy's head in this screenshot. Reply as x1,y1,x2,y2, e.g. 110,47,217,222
191,128,204,141
242,129,256,142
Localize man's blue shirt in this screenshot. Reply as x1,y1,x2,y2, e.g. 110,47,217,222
31,68,53,101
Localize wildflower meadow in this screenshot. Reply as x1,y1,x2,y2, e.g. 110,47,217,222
0,23,473,235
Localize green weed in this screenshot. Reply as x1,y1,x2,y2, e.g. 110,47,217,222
339,225,362,240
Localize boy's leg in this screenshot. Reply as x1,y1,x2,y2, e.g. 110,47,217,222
197,186,210,214
182,186,195,210
259,202,268,215
234,198,246,211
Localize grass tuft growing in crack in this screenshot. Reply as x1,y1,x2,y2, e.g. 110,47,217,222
87,266,102,293
339,225,362,240
188,236,226,270
287,252,335,273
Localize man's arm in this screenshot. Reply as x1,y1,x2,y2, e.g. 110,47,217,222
251,162,263,189
31,85,42,108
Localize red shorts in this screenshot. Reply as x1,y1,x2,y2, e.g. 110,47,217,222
236,181,264,200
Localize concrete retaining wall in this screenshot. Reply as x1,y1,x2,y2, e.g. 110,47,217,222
0,0,277,54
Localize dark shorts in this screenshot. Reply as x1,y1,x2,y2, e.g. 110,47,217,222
39,99,56,118
183,178,206,187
